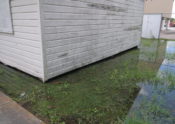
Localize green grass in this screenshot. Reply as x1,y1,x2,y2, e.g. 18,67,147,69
142,38,175,42
0,39,172,124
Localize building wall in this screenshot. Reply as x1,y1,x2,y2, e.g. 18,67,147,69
40,0,144,81
142,14,162,39
144,0,174,18
0,0,44,79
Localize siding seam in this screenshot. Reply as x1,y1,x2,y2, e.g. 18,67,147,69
38,0,47,82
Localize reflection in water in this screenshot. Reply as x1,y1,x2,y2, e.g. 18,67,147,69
128,40,175,124
158,41,175,77
139,39,159,62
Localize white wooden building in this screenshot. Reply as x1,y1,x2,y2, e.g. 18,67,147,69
0,0,144,82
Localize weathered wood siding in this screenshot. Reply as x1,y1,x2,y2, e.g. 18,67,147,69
41,0,144,80
0,0,44,79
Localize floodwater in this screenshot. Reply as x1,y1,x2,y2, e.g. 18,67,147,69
127,40,175,124
0,39,175,124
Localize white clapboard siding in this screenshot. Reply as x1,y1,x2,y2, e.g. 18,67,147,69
40,0,144,80
0,0,44,79
0,0,144,82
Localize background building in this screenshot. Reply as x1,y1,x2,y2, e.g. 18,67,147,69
144,0,174,18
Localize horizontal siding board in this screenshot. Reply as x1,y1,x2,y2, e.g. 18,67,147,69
43,20,142,27
43,12,142,20
14,32,41,41
43,23,140,34
13,20,40,27
11,5,38,13
13,26,40,34
12,13,38,20
11,0,37,7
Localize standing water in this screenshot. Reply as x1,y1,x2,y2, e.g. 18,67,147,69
127,40,175,124
0,39,175,124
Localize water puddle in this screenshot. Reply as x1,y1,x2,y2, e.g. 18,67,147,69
127,41,175,124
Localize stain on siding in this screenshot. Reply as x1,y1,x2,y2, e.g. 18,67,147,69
58,53,69,58
124,26,141,31
87,3,127,12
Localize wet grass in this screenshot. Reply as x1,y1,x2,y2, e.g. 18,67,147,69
0,39,170,124
127,75,175,124
127,39,175,124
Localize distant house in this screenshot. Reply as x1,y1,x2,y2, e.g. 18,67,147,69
143,0,175,35
144,0,174,18
0,0,144,82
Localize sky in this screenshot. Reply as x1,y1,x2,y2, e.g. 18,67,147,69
172,1,175,18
